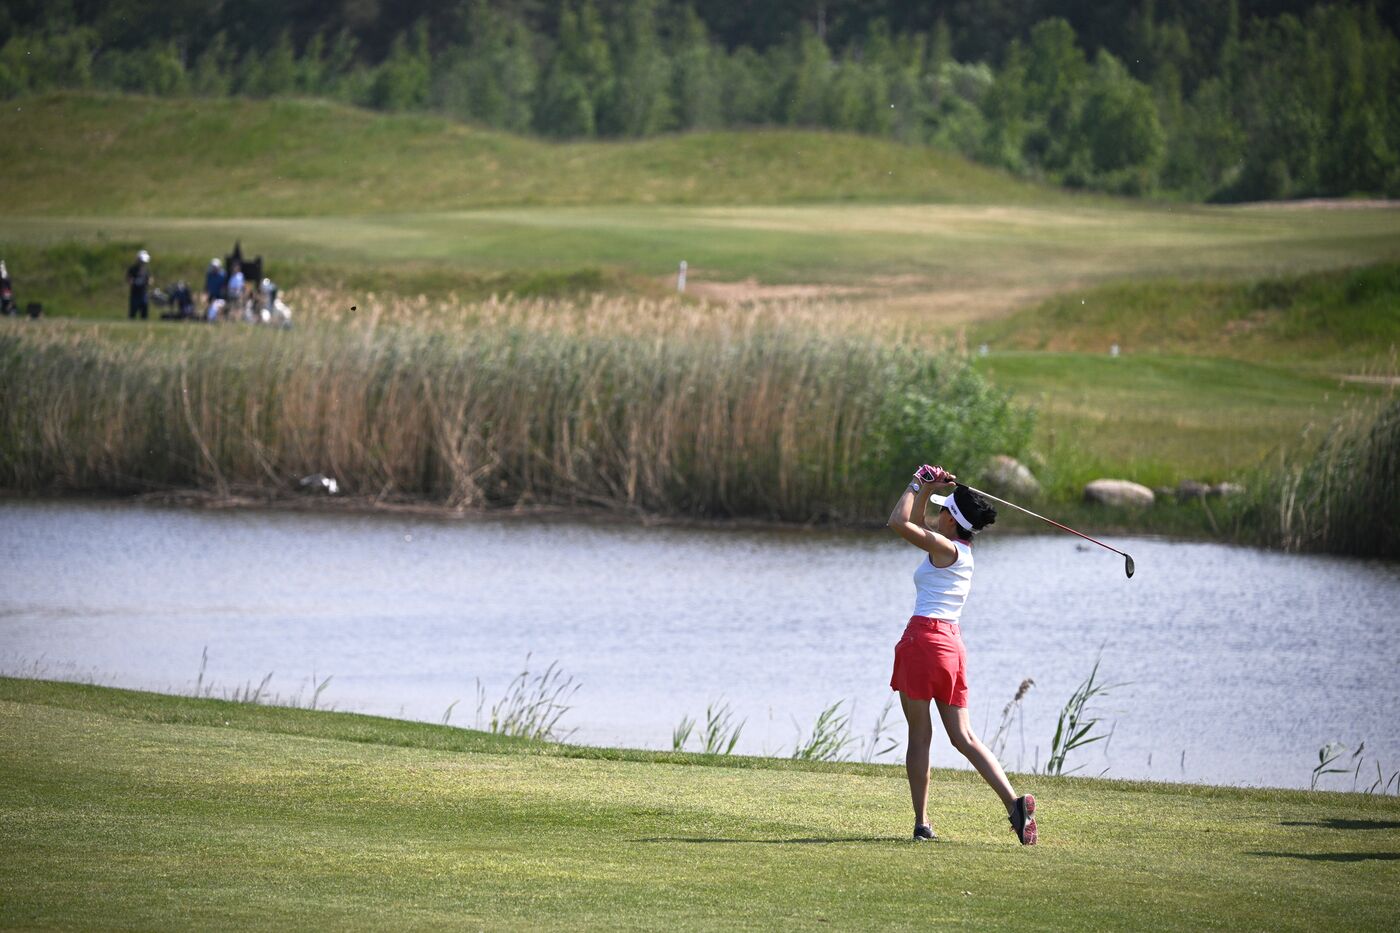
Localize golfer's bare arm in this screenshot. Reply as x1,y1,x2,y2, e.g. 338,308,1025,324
887,482,959,566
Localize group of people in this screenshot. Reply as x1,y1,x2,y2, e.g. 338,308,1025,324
0,260,14,316
126,248,291,327
0,259,41,318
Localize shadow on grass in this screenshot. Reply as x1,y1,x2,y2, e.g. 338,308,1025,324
635,836,895,846
1251,851,1400,863
1280,819,1400,830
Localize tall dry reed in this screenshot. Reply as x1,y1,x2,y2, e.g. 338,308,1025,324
1243,394,1400,558
0,296,1029,522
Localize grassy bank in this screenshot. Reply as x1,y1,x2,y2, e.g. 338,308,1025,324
973,262,1400,371
971,352,1387,489
2,678,1397,930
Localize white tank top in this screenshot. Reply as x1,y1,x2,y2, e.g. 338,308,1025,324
911,541,974,622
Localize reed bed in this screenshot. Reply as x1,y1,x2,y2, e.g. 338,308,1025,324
1253,393,1400,558
0,294,1030,522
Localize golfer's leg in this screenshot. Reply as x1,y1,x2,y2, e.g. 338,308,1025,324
899,692,933,826
936,701,1016,814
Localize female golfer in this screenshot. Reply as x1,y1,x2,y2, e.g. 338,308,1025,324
887,464,1036,845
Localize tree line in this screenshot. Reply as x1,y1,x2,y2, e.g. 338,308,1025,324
2,0,1396,200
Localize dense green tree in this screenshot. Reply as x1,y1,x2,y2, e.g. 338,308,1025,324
559,1,613,128
1021,18,1089,175
435,3,535,132
824,55,865,132
532,2,604,136
1226,12,1326,199
1319,5,1395,195
247,30,298,99
297,33,327,95
190,31,232,97
603,0,671,136
1161,77,1242,197
671,5,721,131
979,38,1029,171
926,61,993,156
782,27,831,127
94,41,188,96
368,23,430,112
717,46,772,126
0,25,95,97
1078,50,1164,191
321,29,360,99
494,19,539,133
534,63,595,137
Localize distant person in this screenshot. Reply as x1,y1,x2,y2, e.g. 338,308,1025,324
258,277,277,317
127,250,152,320
0,260,13,316
160,281,195,320
204,258,226,316
226,262,246,320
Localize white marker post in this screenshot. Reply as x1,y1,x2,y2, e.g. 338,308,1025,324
677,260,687,293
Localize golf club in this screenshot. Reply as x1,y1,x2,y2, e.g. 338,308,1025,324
964,484,1136,578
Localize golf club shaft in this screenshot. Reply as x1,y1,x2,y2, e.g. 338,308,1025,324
963,484,1131,560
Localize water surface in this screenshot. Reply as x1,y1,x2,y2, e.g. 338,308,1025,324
3,500,1397,791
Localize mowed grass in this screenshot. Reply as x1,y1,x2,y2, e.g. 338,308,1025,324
972,352,1389,489
10,201,1400,300
2,92,1062,215
2,680,1398,930
973,262,1400,371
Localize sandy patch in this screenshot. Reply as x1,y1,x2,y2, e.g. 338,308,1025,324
683,279,866,302
1334,374,1400,386
678,273,1059,326
1242,198,1400,210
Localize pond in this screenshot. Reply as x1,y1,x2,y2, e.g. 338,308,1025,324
2,500,1397,791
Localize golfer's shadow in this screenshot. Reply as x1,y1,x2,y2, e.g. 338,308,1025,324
1279,818,1400,830
1250,851,1400,862
634,836,893,846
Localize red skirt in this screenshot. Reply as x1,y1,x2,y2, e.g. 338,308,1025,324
890,615,969,707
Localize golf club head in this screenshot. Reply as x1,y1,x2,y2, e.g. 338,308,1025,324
1124,554,1135,578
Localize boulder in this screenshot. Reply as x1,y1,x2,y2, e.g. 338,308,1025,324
1083,478,1155,508
983,455,1041,499
1176,479,1210,501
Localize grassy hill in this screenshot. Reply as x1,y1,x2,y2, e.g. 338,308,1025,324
2,678,1398,930
2,93,1065,216
973,262,1400,369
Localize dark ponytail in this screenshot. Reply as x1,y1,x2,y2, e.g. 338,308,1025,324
951,484,997,541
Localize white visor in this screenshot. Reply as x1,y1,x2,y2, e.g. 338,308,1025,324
929,492,973,532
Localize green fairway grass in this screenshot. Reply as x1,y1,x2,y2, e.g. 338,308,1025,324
973,263,1400,371
972,352,1389,490
10,200,1400,300
2,679,1398,930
